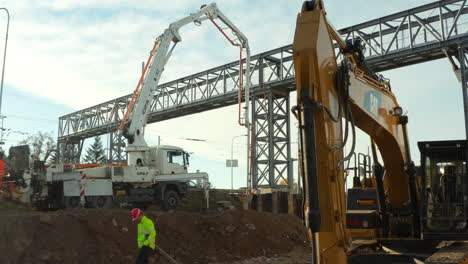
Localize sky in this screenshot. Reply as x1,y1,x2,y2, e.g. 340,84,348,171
0,0,464,189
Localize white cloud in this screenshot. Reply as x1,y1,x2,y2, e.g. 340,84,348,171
3,1,291,109
0,0,308,110
6,0,195,12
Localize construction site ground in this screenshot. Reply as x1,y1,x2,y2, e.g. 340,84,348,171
0,199,310,264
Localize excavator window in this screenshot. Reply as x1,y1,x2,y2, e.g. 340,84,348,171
418,140,468,239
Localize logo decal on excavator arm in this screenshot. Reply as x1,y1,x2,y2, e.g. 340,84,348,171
364,91,382,119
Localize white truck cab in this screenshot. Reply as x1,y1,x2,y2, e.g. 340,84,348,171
142,145,189,175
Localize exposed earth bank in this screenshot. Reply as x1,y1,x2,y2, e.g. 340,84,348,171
0,206,310,264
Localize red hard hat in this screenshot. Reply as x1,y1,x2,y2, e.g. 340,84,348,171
131,208,143,221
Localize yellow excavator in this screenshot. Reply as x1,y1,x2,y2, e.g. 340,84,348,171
293,1,468,263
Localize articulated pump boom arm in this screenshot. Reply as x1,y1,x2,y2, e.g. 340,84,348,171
293,1,416,263
119,3,250,152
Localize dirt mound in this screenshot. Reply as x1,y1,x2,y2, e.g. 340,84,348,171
0,208,309,264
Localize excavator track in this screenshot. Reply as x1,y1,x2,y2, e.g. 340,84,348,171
425,242,468,264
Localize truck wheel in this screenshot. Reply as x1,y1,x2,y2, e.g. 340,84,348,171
90,196,113,209
163,190,179,211
64,196,81,209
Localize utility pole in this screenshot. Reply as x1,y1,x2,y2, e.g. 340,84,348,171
0,8,9,147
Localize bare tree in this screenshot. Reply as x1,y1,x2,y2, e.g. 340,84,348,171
18,131,56,162
49,150,59,164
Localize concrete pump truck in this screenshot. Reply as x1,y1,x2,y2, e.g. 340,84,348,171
14,3,251,211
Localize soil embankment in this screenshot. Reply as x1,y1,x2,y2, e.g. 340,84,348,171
0,206,309,264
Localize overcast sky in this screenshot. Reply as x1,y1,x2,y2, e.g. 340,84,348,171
0,0,464,188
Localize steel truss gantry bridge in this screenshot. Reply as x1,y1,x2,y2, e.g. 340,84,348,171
58,0,468,190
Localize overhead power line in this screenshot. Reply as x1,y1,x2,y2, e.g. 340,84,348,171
5,113,57,123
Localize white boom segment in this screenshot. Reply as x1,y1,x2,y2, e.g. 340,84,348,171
119,3,251,166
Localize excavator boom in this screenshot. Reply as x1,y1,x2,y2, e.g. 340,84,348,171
293,2,349,262
293,1,418,262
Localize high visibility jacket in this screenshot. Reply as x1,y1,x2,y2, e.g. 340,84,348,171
137,215,156,250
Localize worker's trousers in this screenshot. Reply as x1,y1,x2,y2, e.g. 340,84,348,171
136,246,154,264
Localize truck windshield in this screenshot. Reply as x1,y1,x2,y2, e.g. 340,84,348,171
167,151,184,166
184,152,190,166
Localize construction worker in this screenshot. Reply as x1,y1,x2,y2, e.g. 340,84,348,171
131,208,157,264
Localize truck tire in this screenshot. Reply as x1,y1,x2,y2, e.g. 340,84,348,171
64,196,81,209
90,196,113,209
162,190,179,211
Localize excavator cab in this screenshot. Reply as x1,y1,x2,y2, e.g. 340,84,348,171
346,141,468,241
419,140,468,240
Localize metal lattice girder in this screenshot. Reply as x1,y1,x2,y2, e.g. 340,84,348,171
58,0,468,145
58,140,83,163
251,88,291,189
58,0,468,164
58,46,295,143
338,0,468,71
108,131,127,163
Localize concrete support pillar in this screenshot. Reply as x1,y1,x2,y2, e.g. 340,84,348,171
288,193,295,215
257,194,263,212
272,191,279,214
242,196,249,210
